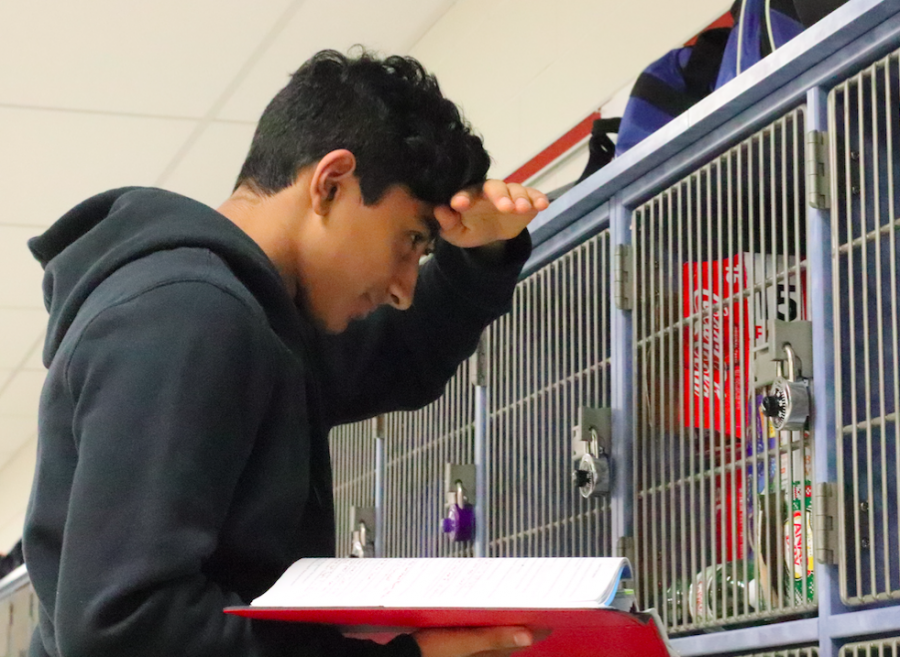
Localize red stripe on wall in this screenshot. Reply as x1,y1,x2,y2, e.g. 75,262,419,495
504,112,600,184
684,10,734,46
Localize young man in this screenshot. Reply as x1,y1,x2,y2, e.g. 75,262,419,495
23,50,547,657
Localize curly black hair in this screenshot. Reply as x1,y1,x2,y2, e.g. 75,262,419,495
235,48,490,206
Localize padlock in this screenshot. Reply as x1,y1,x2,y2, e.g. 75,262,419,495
351,520,374,558
572,427,611,498
761,344,810,431
442,481,475,542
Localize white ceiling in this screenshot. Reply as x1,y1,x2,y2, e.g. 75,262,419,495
0,0,459,472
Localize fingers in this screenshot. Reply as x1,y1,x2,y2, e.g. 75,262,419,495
437,180,547,249
482,180,547,214
414,626,534,657
527,187,550,211
450,190,474,213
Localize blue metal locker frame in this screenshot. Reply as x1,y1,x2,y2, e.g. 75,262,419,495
515,0,900,654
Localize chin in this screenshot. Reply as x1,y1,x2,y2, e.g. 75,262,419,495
320,314,354,334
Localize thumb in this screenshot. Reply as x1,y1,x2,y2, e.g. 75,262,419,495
450,190,475,212
434,205,463,234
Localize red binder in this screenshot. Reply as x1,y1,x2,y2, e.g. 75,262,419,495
225,606,672,657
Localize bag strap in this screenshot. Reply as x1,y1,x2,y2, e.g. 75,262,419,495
684,27,732,99
791,0,848,27
762,0,803,57
575,118,621,184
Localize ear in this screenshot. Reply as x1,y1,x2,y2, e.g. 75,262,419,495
309,149,357,216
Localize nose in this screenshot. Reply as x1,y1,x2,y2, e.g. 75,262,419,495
387,256,419,311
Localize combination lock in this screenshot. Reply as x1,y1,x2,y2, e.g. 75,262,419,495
761,344,810,431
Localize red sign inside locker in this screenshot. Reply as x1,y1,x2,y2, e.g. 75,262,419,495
681,254,807,438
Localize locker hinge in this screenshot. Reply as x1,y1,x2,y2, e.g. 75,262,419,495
614,244,633,310
815,482,838,565
806,130,830,210
468,334,487,386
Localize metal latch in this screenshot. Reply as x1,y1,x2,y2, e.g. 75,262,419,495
571,407,612,498
614,244,633,310
350,506,375,558
442,463,475,542
814,482,837,564
755,319,813,387
806,130,830,210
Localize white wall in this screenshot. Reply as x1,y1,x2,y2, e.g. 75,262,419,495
0,437,36,553
409,0,731,180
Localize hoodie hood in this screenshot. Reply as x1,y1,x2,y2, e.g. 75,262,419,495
29,187,303,367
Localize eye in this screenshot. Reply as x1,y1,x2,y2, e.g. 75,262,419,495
409,232,435,254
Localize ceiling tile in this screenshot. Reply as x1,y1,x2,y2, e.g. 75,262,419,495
0,416,37,461
0,512,27,556
0,435,37,551
0,309,46,369
0,0,296,118
0,370,46,418
0,107,200,228
0,227,47,309
161,122,257,209
23,335,47,372
216,0,457,123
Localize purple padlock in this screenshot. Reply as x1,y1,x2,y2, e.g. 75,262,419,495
442,503,475,542
442,482,475,542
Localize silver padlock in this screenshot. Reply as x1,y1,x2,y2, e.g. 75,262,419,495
572,427,611,498
351,520,374,558
761,344,810,431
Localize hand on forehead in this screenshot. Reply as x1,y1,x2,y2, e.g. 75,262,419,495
433,180,549,249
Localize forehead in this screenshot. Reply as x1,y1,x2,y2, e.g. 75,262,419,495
379,186,439,238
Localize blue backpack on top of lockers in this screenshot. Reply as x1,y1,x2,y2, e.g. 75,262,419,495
615,26,731,157
714,0,805,88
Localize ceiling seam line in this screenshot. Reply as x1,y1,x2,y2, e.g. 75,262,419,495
0,333,44,401
154,0,310,188
0,103,255,125
404,0,463,54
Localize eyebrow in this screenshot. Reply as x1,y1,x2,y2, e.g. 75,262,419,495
419,211,441,243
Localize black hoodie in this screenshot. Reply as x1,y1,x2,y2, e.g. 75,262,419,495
23,187,529,657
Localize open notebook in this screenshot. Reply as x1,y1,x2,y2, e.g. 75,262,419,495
226,557,676,657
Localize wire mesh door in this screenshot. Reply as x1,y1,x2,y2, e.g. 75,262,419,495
732,649,818,657
329,418,377,558
382,364,476,557
632,107,815,633
839,637,900,657
485,229,612,557
830,46,900,605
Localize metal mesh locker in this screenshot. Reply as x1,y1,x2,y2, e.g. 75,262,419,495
329,418,378,558
383,363,476,557
632,107,815,632
485,229,612,557
839,638,900,657
830,46,900,605
0,582,36,657
733,648,818,657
